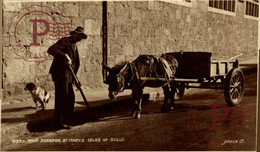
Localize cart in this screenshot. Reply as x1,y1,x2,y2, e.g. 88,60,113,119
141,52,245,106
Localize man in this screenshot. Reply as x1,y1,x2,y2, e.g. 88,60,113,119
47,26,87,129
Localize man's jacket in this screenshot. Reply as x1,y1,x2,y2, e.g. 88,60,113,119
47,37,80,83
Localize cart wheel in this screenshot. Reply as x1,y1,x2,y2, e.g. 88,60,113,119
174,83,185,100
224,68,245,106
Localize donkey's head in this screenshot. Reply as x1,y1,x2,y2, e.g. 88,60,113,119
103,62,129,99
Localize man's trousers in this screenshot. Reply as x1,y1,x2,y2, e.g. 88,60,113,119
54,80,75,124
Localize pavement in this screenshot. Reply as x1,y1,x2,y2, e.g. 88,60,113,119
1,57,258,144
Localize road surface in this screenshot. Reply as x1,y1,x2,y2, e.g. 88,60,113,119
2,72,257,151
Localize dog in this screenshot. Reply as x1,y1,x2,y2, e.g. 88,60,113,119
24,82,51,110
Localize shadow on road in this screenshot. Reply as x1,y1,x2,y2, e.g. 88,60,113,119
25,92,228,133
25,94,152,132
23,72,257,133
2,106,35,113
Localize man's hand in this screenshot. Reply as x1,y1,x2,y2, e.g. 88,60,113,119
65,54,72,65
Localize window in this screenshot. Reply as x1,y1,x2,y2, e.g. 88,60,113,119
208,0,236,16
209,0,236,12
245,0,259,17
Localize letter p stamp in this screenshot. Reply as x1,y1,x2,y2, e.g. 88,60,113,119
8,4,73,63
187,94,253,146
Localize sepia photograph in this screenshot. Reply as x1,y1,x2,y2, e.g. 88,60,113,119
1,0,258,151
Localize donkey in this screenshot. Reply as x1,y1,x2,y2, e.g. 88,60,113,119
103,54,178,119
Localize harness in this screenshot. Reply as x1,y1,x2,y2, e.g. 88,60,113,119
117,62,139,92
113,55,178,93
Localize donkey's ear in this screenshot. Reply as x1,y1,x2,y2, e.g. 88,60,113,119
103,64,112,72
118,63,128,74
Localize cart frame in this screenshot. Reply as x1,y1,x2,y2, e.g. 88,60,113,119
140,53,245,106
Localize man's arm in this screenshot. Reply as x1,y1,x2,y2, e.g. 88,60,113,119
47,38,71,65
47,38,67,56
74,48,80,74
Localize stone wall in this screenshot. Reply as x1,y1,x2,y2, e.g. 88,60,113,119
2,1,103,98
2,1,258,99
107,1,258,66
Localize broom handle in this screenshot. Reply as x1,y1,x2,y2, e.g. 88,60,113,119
69,66,90,110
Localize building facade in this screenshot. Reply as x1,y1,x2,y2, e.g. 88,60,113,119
2,0,258,99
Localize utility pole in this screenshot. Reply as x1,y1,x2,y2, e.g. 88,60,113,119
102,1,108,83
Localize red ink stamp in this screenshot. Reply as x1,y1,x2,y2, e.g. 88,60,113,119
187,91,252,146
8,4,73,63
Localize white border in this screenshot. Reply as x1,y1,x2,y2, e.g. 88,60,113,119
1,0,259,151
160,0,192,8
256,39,259,152
3,0,144,2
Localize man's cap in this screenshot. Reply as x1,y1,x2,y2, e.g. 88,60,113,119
70,26,87,39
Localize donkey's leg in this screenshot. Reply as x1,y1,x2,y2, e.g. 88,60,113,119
131,88,144,119
130,98,138,118
162,84,170,112
136,91,144,119
169,82,177,110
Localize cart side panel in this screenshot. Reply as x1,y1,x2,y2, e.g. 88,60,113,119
166,52,212,79
210,61,236,77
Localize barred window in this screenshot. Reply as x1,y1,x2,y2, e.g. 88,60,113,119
246,0,259,17
209,0,236,12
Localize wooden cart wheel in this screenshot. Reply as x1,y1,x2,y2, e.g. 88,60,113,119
174,83,185,100
224,68,245,106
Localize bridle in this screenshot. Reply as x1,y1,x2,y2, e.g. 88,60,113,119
116,74,125,93
114,62,138,93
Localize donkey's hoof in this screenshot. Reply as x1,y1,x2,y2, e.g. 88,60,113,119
131,111,137,118
135,113,141,119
